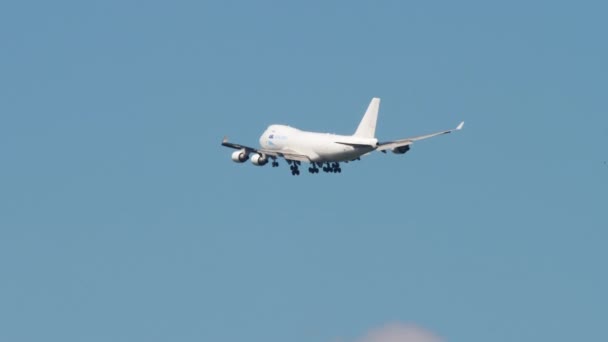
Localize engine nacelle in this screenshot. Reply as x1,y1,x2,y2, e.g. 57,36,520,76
392,145,411,154
231,149,249,163
250,153,268,166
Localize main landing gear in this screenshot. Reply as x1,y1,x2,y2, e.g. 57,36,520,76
287,161,341,175
288,160,301,176
322,162,341,173
308,162,321,174
307,162,341,174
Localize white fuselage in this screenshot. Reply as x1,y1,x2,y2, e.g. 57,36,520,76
259,125,377,162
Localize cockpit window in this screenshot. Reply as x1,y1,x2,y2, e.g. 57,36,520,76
268,134,274,139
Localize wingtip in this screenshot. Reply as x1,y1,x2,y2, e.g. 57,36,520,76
456,121,464,130
222,136,228,143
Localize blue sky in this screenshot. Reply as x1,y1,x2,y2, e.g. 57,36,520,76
1,1,607,341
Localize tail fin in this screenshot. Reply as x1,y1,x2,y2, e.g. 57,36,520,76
354,97,380,138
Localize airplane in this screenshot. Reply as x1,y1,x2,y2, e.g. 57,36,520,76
222,97,464,175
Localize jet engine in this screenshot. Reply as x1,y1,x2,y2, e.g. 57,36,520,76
392,145,411,154
231,149,249,163
250,153,268,166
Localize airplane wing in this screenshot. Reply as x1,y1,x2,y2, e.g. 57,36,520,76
221,137,312,162
221,137,257,152
376,121,464,152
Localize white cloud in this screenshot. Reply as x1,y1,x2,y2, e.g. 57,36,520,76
354,322,444,342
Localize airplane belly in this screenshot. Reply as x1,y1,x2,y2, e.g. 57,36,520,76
315,143,371,162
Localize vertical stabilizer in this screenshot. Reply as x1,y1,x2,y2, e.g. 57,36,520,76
354,97,380,138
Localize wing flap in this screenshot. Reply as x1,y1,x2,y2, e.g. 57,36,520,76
376,140,413,152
